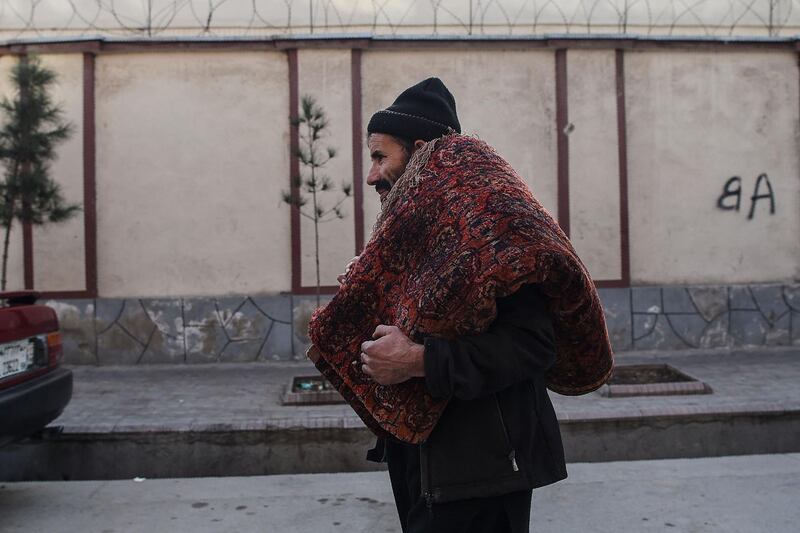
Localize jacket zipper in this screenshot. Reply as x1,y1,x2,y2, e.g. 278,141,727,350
494,394,519,472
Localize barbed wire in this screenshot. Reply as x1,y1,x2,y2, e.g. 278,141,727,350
0,1,797,39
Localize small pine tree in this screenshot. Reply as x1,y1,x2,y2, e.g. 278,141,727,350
282,94,352,306
0,55,81,290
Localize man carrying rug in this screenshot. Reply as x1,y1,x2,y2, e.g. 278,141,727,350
307,78,613,533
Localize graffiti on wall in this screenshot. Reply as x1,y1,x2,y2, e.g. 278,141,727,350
717,174,775,219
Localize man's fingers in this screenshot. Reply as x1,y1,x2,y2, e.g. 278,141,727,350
306,345,321,363
361,363,374,377
360,340,374,353
344,256,358,274
373,324,397,339
337,256,359,286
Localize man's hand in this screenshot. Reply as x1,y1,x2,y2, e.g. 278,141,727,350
359,325,425,385
306,345,321,363
337,256,359,285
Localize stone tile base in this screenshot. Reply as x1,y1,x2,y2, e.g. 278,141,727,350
44,283,799,365
45,293,331,365
599,283,800,352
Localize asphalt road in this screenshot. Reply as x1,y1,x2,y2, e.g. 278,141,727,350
1,454,799,532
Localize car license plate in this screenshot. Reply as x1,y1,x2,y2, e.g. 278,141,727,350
0,339,34,380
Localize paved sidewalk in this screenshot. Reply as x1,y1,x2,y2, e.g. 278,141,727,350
2,454,799,532
55,348,800,434
3,347,797,481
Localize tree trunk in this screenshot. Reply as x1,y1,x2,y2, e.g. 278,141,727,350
1,184,16,291
306,119,322,308
1,217,13,292
311,168,321,308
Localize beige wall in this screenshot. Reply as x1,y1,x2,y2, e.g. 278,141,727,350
361,49,559,243
35,54,86,291
0,55,23,291
567,49,622,282
95,51,291,297
16,45,800,296
626,50,800,285
297,49,357,287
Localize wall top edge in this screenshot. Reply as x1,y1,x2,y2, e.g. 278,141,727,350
32,281,800,302
0,32,797,53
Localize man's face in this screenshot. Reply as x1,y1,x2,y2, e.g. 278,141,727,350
367,133,411,203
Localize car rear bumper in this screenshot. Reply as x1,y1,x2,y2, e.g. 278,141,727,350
0,367,73,442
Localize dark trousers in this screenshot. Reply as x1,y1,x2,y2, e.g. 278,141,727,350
385,439,532,533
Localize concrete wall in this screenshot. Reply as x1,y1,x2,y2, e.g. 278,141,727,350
297,49,357,287
2,43,798,300
626,50,800,285
0,55,24,291
35,54,86,291
567,49,622,282
95,51,291,297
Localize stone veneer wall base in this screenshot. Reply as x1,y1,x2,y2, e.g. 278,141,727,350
43,284,800,365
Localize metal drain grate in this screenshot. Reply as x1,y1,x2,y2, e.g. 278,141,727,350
600,364,712,397
281,375,346,405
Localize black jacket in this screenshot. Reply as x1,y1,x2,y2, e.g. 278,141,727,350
367,283,567,504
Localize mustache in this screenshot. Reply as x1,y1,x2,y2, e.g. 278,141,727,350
375,179,392,194
376,169,402,195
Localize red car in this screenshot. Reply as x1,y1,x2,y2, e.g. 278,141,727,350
0,291,72,447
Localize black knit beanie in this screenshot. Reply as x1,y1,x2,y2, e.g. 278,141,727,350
367,77,461,142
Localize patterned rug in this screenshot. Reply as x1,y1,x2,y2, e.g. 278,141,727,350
308,134,613,444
